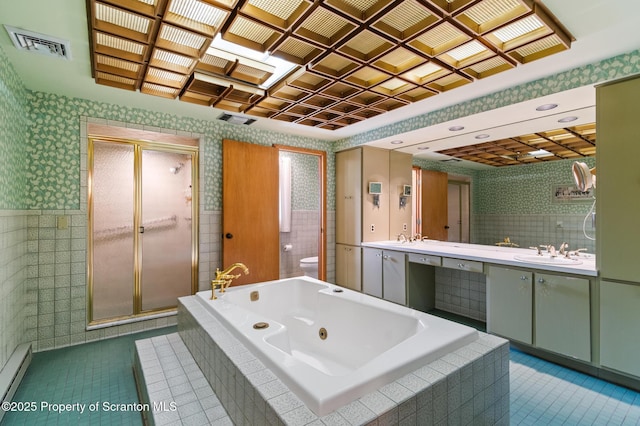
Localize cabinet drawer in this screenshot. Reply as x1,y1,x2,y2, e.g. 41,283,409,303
442,257,483,273
407,253,441,266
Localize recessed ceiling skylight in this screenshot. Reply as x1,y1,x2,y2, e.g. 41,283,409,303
529,149,553,157
475,133,490,139
449,125,465,131
390,140,403,145
208,34,297,88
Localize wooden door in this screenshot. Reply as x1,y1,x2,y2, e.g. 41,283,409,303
222,139,279,286
421,170,448,241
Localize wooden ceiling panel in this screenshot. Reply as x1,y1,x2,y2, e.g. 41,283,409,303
436,123,596,166
87,0,574,129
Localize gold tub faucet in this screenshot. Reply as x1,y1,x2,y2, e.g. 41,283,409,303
211,263,249,299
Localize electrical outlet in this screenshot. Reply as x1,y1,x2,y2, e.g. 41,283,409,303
402,223,407,231
370,224,375,233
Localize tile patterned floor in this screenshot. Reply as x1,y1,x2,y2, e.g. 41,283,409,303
2,325,640,425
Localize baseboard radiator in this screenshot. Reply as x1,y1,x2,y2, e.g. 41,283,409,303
0,344,32,423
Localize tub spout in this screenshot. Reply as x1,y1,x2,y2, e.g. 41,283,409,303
210,279,225,300
216,263,249,293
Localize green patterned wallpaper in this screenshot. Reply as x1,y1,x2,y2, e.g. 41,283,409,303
281,151,321,211
474,157,596,215
24,91,334,210
0,45,29,209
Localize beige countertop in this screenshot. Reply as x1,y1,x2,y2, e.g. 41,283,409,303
362,240,597,277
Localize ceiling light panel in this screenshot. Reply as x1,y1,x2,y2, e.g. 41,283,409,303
294,6,357,47
93,2,156,43
310,53,360,78
338,29,393,62
325,0,394,21
141,82,181,98
101,0,163,17
241,0,311,30
401,62,448,85
372,0,440,40
93,31,148,62
223,16,281,52
462,56,514,79
409,21,471,57
95,54,143,79
156,23,211,58
150,49,197,74
455,0,531,34
96,71,137,90
271,37,322,65
164,0,229,36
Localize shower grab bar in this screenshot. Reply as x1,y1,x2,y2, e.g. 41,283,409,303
94,215,178,241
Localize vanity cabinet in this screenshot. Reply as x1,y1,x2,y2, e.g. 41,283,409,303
442,257,483,273
487,266,591,361
600,280,640,377
335,244,361,292
487,266,533,344
363,247,406,305
534,273,590,362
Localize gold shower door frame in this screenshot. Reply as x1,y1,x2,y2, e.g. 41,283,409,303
87,136,199,326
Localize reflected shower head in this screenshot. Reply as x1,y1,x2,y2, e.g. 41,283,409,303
169,163,184,174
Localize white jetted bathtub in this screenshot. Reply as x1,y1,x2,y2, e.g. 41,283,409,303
195,276,478,416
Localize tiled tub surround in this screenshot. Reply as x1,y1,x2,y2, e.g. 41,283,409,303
178,295,510,425
194,277,479,416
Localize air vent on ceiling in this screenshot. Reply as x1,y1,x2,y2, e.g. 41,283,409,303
218,113,256,125
3,25,72,60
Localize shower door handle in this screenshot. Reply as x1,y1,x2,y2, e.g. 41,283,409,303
139,226,145,234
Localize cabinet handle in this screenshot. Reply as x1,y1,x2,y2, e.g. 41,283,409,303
520,275,528,280
538,278,546,284
458,263,465,268
383,255,389,260
376,253,382,257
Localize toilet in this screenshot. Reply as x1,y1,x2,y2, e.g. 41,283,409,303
299,256,318,279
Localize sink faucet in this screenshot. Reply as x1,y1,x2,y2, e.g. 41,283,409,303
559,242,569,256
397,233,407,243
211,263,249,299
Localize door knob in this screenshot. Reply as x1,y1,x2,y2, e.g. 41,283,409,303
225,233,233,239
444,225,450,229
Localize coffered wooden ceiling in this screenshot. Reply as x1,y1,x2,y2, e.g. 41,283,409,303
87,0,573,130
437,122,595,166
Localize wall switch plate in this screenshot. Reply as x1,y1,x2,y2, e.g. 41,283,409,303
370,224,375,232
57,216,69,230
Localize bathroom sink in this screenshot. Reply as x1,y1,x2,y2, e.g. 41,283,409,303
513,255,582,265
